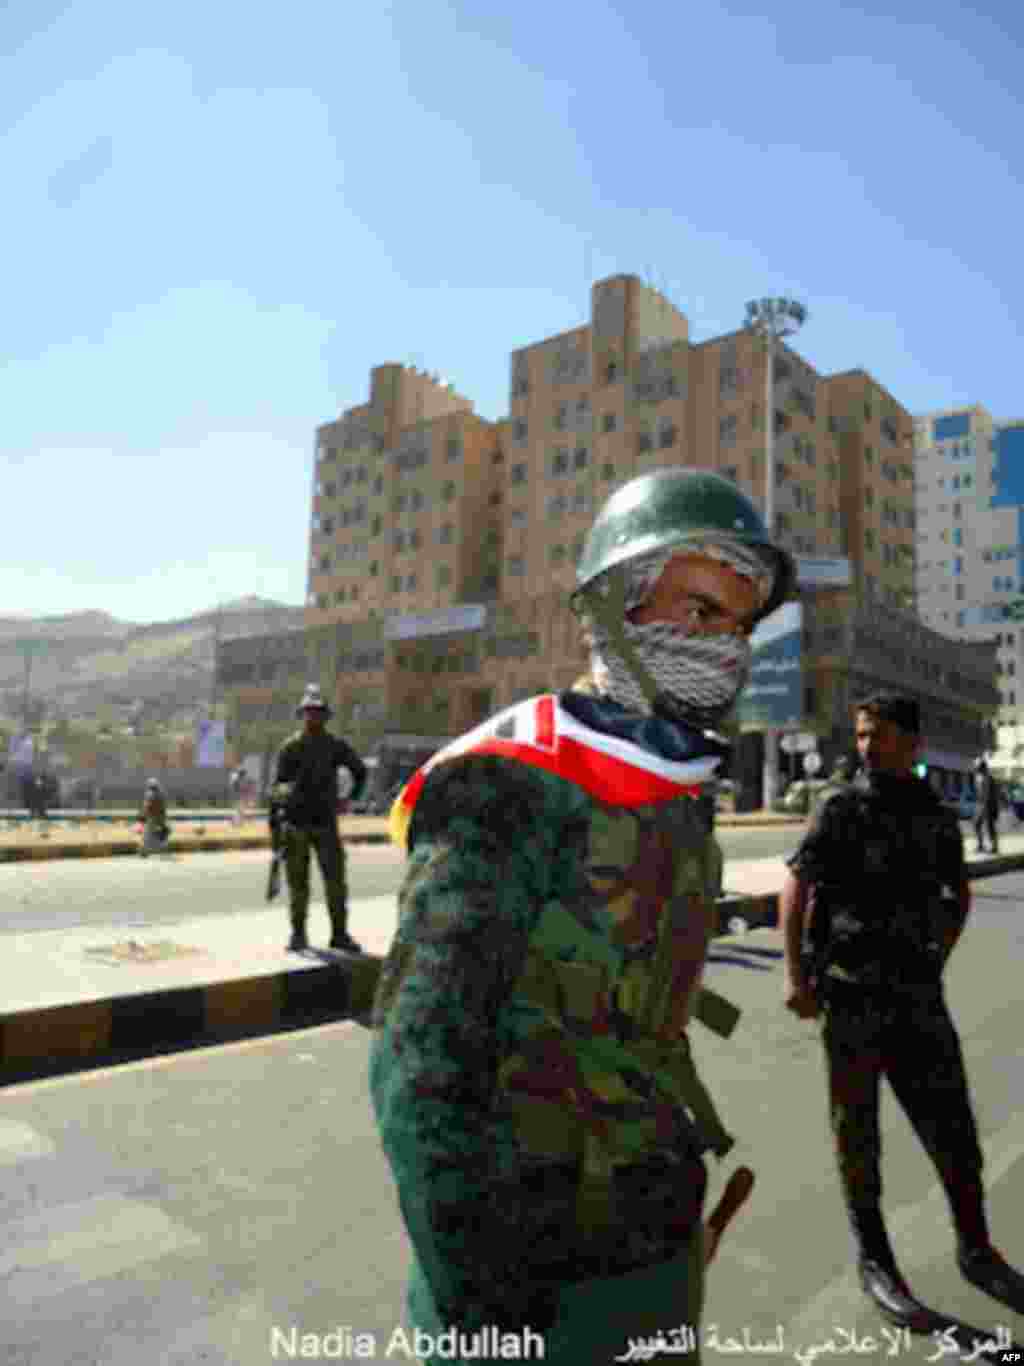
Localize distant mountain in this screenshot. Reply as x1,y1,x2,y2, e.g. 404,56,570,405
0,599,306,727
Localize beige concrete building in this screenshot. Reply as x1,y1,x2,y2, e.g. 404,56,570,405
219,274,995,799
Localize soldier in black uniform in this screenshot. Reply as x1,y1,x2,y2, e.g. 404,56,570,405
780,692,1024,1326
270,685,368,953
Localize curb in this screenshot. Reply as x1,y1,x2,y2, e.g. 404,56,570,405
0,817,804,863
0,953,383,1086
0,832,394,863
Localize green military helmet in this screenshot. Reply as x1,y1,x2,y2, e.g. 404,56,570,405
575,467,795,623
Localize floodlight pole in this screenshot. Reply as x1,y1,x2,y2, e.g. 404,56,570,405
744,296,807,809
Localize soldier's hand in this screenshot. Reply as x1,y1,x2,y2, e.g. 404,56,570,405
784,980,819,1019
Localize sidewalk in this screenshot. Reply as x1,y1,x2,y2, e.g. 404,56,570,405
3,833,1022,1086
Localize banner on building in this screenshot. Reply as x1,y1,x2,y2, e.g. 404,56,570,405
195,718,226,768
384,604,487,641
7,733,33,774
795,556,852,589
736,602,803,730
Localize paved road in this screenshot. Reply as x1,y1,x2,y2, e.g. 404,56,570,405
2,874,1022,1364
0,826,807,937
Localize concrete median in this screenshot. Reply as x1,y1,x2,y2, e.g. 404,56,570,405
0,809,802,864
5,832,1019,1087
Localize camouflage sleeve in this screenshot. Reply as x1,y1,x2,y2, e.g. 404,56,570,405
368,754,583,1333
785,791,845,884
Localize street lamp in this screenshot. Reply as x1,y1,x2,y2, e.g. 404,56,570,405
744,295,808,809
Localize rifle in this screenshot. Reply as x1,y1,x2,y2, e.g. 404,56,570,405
266,806,290,902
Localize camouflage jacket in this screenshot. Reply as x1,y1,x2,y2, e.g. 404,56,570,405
369,683,739,1334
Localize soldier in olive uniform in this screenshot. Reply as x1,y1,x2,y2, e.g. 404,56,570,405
781,693,1024,1327
370,470,794,1363
270,685,367,953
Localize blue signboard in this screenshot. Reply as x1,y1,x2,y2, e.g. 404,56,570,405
736,602,803,730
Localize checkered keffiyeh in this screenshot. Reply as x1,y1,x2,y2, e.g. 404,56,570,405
582,540,773,731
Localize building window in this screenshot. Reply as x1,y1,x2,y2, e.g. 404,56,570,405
551,448,569,476
438,523,454,544
406,574,417,591
601,462,616,481
391,576,401,592
550,544,566,565
572,489,589,514
553,403,568,431
410,530,421,550
658,420,677,449
446,438,462,462
370,561,378,577
324,482,337,498
371,516,382,536
411,489,425,511
510,507,527,525
605,359,618,383
437,565,452,587
507,555,525,577
638,428,653,453
510,463,527,485
719,415,738,448
513,419,528,443
602,413,617,433
547,494,568,520
373,475,383,495
573,446,589,470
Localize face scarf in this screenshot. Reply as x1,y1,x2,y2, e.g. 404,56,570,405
584,541,773,732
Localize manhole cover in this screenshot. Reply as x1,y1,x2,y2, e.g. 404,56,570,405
83,939,203,966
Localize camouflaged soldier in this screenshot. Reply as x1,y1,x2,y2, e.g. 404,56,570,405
270,685,367,953
370,469,793,1364
781,693,1024,1328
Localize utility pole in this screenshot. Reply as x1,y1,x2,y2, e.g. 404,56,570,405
744,296,808,809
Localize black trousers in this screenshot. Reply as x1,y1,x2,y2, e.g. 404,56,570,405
821,980,985,1239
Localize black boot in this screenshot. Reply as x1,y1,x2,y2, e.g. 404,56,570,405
850,1206,930,1330
287,919,308,952
329,924,365,954
957,1244,1024,1313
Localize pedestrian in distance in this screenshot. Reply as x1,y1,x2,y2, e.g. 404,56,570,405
370,469,794,1364
137,778,170,856
269,684,367,954
972,757,1001,855
229,766,245,826
780,693,1024,1329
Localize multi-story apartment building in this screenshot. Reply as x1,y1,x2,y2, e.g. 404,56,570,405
219,275,995,799
915,406,1024,778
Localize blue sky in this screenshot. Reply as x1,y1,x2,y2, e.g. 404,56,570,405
2,0,1022,623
